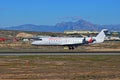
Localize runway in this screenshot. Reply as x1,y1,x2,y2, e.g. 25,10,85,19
0,52,120,56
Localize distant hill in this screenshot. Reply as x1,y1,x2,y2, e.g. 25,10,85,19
1,19,120,32
2,24,58,32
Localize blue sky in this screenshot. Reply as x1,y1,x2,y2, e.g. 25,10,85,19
0,0,120,27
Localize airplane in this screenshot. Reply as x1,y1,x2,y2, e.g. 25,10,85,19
31,29,108,50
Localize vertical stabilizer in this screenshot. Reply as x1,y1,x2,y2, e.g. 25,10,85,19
95,29,108,43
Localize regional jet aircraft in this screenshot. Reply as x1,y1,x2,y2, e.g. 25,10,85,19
31,29,108,50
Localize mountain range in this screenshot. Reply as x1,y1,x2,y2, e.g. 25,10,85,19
1,19,120,32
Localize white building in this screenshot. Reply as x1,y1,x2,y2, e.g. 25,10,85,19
64,30,98,34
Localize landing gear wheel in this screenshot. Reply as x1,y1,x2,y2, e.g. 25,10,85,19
69,46,74,50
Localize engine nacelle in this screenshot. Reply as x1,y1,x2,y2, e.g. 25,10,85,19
82,37,96,44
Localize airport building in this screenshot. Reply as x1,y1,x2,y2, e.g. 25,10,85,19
64,30,98,34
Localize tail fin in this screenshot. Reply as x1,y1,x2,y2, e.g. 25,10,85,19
95,29,108,43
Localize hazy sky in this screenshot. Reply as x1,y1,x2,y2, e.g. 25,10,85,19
0,0,120,27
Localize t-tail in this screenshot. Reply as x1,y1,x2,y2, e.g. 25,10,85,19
94,29,108,43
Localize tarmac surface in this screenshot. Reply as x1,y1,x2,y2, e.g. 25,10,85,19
0,52,120,55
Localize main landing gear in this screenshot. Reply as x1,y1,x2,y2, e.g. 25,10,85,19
69,46,75,50
64,46,77,50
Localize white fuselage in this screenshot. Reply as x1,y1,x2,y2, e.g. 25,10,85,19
31,37,85,45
